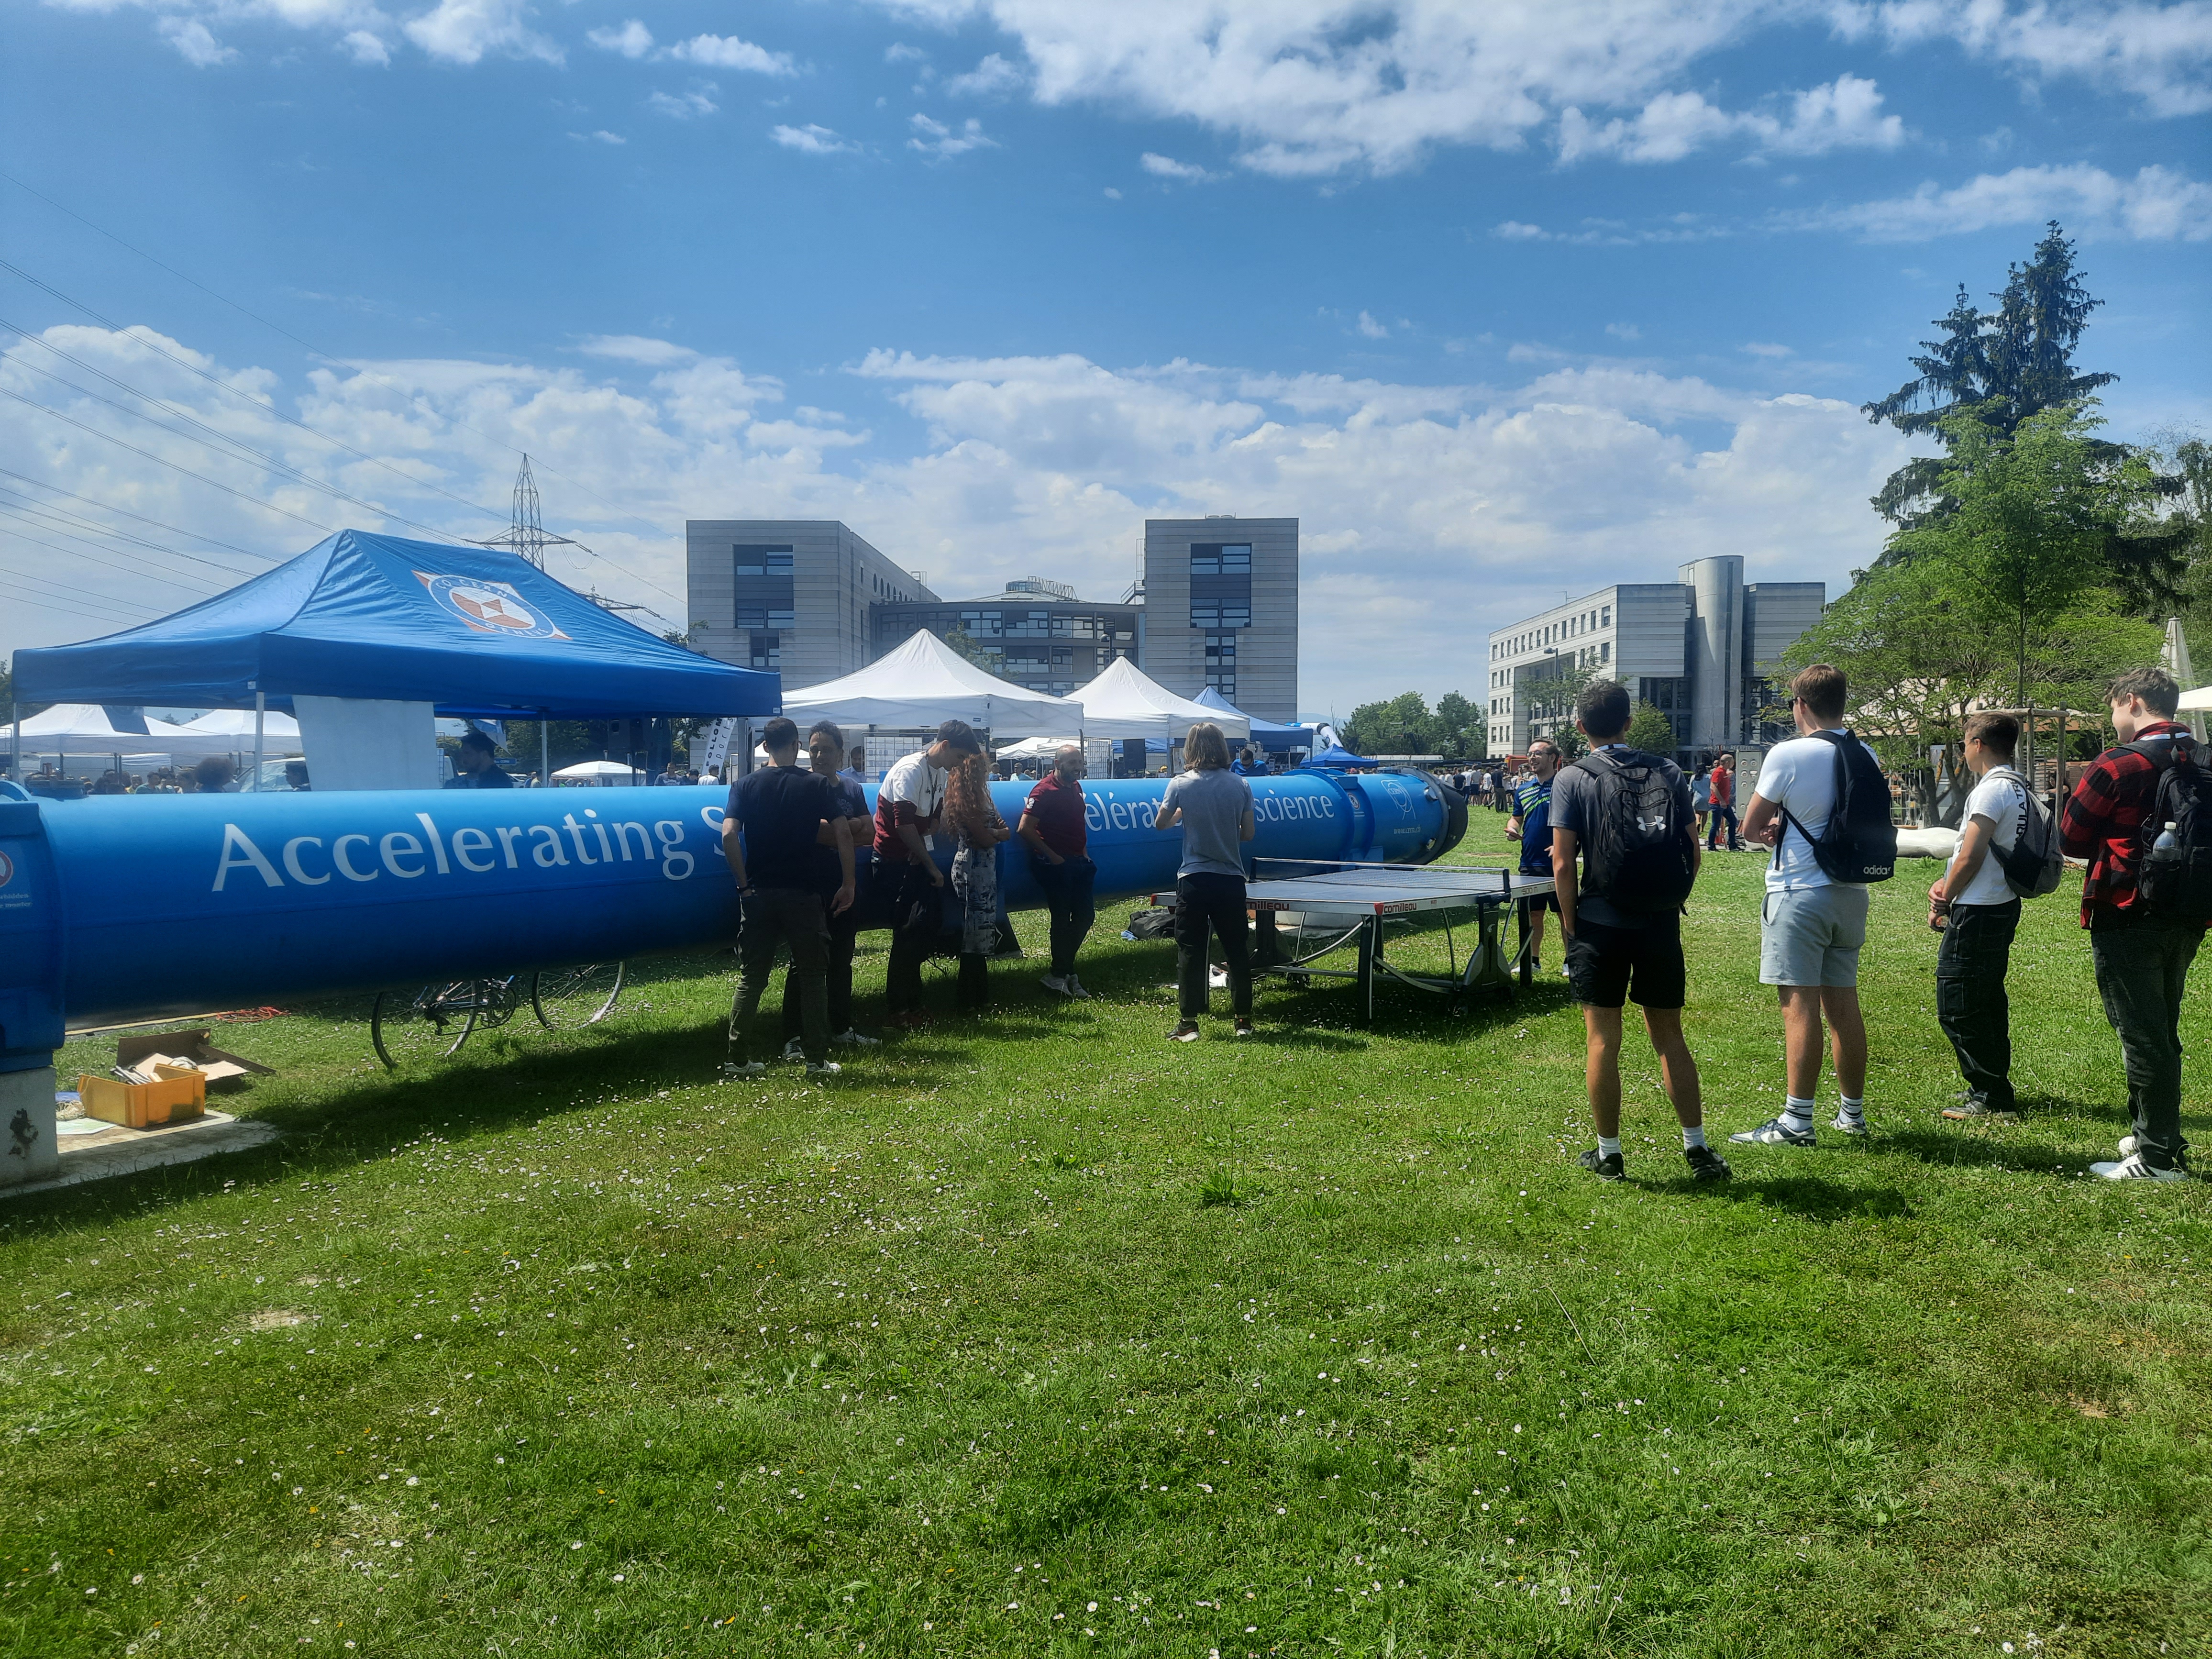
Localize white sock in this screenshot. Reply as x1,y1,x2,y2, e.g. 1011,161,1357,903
1838,1095,1865,1119
1682,1125,1707,1151
1597,1135,1622,1159
1782,1096,1815,1132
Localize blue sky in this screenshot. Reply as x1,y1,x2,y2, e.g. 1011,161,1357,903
3,0,2207,714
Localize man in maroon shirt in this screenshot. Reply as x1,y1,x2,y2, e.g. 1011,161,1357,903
2058,665,2201,1181
1018,744,1097,998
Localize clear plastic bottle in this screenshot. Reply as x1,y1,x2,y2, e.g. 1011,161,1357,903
2150,820,2182,863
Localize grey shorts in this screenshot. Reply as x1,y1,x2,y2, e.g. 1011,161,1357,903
1760,884,1870,987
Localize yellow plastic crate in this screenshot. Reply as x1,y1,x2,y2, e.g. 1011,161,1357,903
75,1069,207,1130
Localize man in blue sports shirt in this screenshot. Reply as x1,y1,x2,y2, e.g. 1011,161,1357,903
1506,738,1564,976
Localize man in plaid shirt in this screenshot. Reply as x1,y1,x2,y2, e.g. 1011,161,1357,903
2058,665,2201,1181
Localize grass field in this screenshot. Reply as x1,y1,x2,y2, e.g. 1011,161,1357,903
3,808,2209,1658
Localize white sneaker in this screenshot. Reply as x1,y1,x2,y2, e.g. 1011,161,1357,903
2090,1153,2186,1182
780,1036,806,1062
1040,974,1073,997
834,1029,881,1048
1559,962,1572,979
1832,1111,1869,1138
805,1060,842,1080
1066,975,1092,1000
2117,1134,2140,1157
719,1061,767,1080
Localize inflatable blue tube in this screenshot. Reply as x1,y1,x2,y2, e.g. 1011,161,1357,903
0,769,1463,1057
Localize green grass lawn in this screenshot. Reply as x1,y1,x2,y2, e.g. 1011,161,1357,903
3,810,2209,1657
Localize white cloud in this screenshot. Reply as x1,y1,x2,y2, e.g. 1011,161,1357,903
157,17,237,66
567,129,627,144
649,86,718,119
1140,152,1218,182
1847,0,2212,118
586,19,653,59
1356,311,1389,340
1557,75,1904,163
1605,322,1642,341
1103,185,1122,199
945,51,1024,97
1493,220,1547,241
664,33,796,75
771,122,859,155
909,113,997,156
885,42,928,65
1741,340,1792,356
577,335,696,365
340,28,390,66
1819,162,2212,241
401,0,561,66
0,322,1914,711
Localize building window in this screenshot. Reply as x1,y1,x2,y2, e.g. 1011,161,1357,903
733,546,794,576
1190,543,1252,576
1189,600,1252,629
735,605,796,630
1601,605,1612,626
748,632,780,670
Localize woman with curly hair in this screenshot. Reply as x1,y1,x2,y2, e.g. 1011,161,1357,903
944,750,1014,1010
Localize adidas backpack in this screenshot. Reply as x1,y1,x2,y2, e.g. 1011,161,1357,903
1988,770,2064,899
2124,733,2212,922
1573,747,1697,914
1780,729,1897,885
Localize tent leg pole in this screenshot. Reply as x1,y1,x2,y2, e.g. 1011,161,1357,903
253,690,266,792
541,716,550,788
9,700,17,783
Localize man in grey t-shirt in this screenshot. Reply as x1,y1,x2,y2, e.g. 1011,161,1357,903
1155,724,1258,1040
1160,765,1254,878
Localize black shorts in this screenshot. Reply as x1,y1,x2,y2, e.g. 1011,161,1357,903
1522,885,1558,914
1564,913,1686,1010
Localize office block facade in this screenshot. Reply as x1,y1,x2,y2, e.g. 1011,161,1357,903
872,578,1140,697
686,520,937,688
1139,516,1298,721
1484,555,1824,757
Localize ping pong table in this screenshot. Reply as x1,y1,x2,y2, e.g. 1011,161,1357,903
1148,862,1557,1024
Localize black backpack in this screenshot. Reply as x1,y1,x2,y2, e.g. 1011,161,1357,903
1572,747,1696,914
1778,729,1896,884
1986,770,2064,899
2122,734,2212,922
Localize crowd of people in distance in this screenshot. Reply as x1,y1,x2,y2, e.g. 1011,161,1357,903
717,714,1258,1079
1537,663,2198,1186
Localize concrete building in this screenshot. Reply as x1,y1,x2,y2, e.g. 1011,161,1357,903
871,578,1140,698
1139,516,1298,721
1484,556,1824,757
685,520,937,687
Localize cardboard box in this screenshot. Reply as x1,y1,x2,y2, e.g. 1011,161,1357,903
115,1030,274,1094
77,1070,207,1130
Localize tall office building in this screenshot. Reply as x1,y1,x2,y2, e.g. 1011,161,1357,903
1139,516,1298,721
685,520,937,686
1484,555,1824,757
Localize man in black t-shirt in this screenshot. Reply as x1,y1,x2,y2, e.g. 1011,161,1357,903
445,728,514,788
722,717,854,1079
780,719,878,1055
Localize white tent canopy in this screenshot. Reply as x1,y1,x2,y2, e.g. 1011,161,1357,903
553,759,644,783
179,708,304,745
995,735,1084,761
1072,658,1249,742
13,702,217,755
781,630,1092,739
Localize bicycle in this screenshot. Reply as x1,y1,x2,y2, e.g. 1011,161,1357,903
370,962,626,1068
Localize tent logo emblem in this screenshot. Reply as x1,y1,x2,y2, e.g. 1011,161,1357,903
0,850,12,890
414,573,568,640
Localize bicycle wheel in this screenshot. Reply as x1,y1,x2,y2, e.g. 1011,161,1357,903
531,962,625,1029
372,985,479,1069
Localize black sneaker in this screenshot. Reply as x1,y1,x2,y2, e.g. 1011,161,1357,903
1684,1145,1732,1182
1940,1097,2011,1121
1576,1148,1625,1182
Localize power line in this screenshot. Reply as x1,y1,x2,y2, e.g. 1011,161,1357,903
0,486,254,585
0,275,510,526
0,467,278,569
0,553,160,622
0,385,337,534
0,173,674,542
0,582,145,628
0,323,468,540
0,502,221,598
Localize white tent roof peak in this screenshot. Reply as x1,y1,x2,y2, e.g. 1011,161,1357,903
1073,658,1250,741
780,629,1089,740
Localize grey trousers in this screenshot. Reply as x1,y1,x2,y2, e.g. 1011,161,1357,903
2090,916,2204,1169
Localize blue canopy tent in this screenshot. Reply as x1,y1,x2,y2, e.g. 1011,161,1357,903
12,529,779,720
1191,686,1314,752
1299,745,1381,771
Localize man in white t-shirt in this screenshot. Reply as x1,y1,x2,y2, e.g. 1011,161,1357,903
1930,711,2028,1119
1732,663,1874,1147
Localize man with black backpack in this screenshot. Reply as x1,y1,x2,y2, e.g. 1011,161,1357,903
1550,679,1732,1184
2059,666,2204,1182
1733,663,1896,1148
1930,712,2046,1120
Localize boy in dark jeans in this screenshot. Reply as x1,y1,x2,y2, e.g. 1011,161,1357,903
2058,666,2202,1181
1549,679,1730,1184
1930,711,2029,1119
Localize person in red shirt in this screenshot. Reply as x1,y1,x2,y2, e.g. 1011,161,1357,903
1018,744,1097,998
1706,753,1739,850
2058,665,2202,1180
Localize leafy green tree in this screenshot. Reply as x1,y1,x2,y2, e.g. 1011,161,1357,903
941,627,996,669
1433,691,1483,760
1625,701,1677,755
1344,692,1438,757
1519,660,1596,756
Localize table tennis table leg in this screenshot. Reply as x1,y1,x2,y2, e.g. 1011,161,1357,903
1516,897,1532,990
1357,916,1376,1023
1255,909,1282,970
